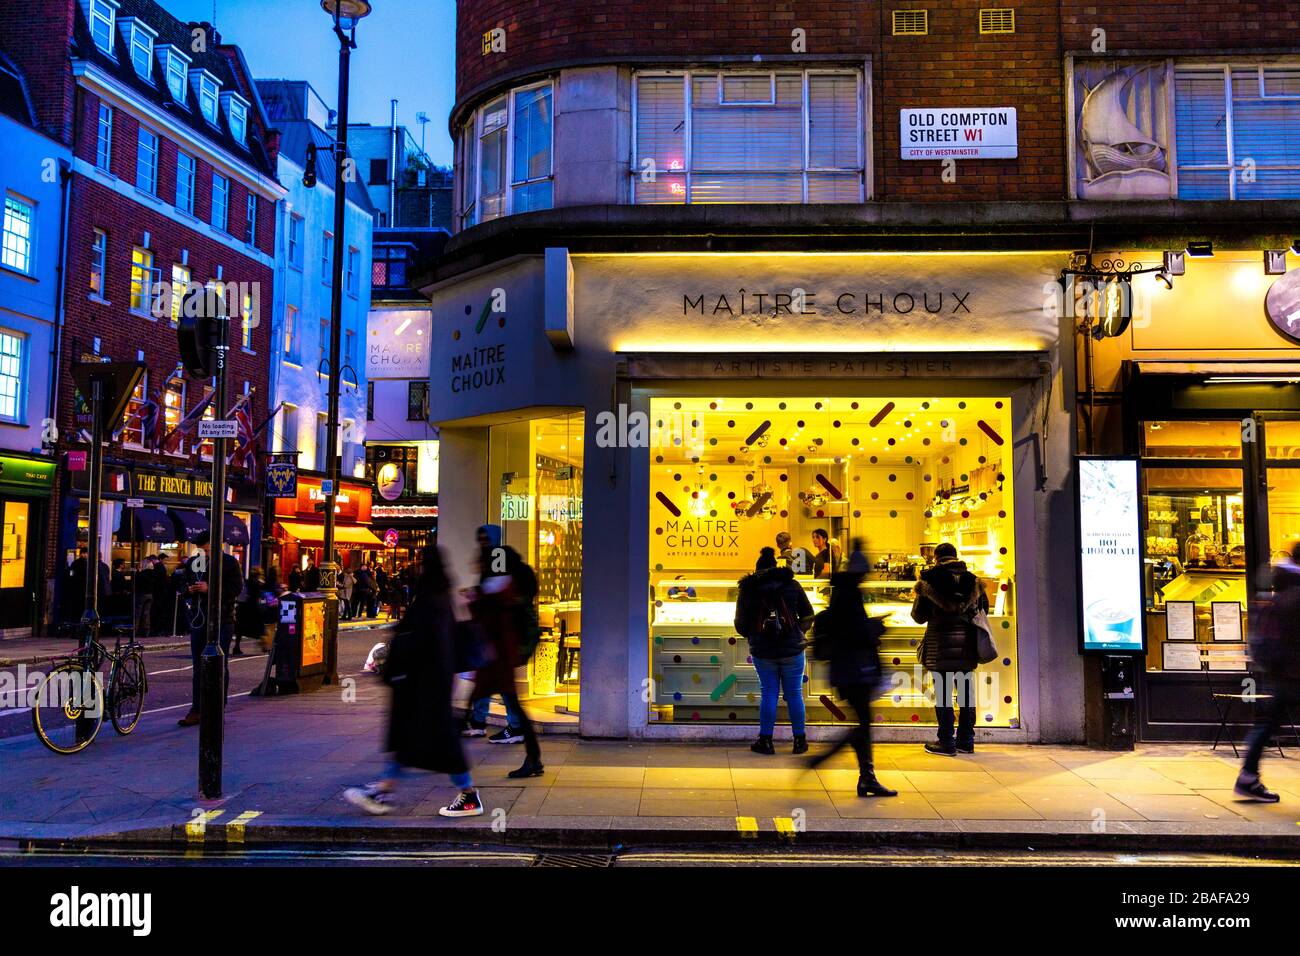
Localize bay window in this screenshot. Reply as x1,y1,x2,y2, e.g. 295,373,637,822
633,69,865,204
459,83,553,228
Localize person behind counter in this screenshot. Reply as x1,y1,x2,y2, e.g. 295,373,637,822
811,528,841,579
734,547,814,755
912,542,987,756
775,531,794,565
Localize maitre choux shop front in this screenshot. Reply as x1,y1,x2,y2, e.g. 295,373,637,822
424,247,1094,743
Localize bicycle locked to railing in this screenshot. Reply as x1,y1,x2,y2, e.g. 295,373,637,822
31,608,149,754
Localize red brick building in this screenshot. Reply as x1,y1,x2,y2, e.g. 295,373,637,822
0,0,284,631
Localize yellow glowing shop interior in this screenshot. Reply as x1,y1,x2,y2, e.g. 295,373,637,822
648,395,1019,727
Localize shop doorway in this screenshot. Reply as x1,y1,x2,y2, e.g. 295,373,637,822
487,411,584,714
1135,413,1300,738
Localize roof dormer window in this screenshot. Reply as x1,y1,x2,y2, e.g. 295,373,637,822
118,17,157,80
87,0,119,56
220,91,250,145
158,45,192,105
189,69,221,125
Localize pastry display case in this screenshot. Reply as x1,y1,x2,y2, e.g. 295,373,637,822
650,574,1018,725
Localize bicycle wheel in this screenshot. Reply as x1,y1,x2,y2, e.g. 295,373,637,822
110,651,147,735
31,662,104,754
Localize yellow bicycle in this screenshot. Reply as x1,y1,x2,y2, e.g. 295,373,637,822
32,629,148,754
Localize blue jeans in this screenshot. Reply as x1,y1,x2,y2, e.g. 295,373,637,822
753,652,806,737
472,694,523,729
385,759,472,791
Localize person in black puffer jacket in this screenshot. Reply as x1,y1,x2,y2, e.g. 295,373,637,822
809,544,898,797
735,547,814,755
912,542,987,756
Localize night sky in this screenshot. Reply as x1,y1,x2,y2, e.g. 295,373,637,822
163,0,457,165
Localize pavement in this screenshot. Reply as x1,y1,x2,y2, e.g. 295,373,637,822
5,655,1300,854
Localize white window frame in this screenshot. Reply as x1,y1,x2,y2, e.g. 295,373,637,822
245,193,257,246
95,103,113,171
283,303,300,363
135,126,158,195
459,80,555,228
0,330,26,424
190,70,221,125
160,46,191,105
629,68,869,204
211,173,229,232
89,0,118,56
322,231,333,285
164,374,187,457
288,213,303,269
346,246,358,296
1173,61,1300,200
90,228,107,298
175,151,196,214
122,370,148,449
1,194,36,276
228,99,247,144
170,263,190,326
128,245,155,316
123,18,156,80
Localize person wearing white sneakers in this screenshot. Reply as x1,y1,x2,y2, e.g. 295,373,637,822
344,545,484,818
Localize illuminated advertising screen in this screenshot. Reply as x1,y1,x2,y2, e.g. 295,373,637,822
1077,457,1145,654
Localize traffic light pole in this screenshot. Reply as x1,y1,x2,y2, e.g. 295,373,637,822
199,311,230,799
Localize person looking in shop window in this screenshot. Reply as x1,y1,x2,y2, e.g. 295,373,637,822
811,528,841,579
735,546,814,755
912,542,987,756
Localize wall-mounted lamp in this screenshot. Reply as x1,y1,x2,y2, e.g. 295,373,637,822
1154,270,1173,290
1186,241,1214,258
1265,250,1288,275
1163,250,1186,275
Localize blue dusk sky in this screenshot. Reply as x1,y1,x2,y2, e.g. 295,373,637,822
163,0,457,165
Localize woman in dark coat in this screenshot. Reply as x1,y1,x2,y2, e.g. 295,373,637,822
912,542,988,756
469,544,544,778
232,566,265,656
809,545,897,797
344,545,483,818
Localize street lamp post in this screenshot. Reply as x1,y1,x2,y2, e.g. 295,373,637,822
317,0,371,685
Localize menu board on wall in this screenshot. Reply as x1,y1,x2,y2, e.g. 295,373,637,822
1077,457,1146,654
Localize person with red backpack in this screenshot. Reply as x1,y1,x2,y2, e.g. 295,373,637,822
1237,545,1300,802
734,547,814,754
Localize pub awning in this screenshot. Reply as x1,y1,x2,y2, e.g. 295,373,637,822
166,509,249,545
167,508,208,543
276,521,384,547
222,513,249,546
117,508,176,543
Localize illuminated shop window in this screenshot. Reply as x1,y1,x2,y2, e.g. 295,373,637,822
647,396,1016,727
488,412,585,704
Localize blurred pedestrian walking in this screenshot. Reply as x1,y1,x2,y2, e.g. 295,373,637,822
344,545,483,817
